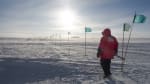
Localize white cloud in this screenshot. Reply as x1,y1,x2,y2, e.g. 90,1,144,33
0,0,150,38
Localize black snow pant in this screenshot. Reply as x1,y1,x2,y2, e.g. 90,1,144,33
100,59,111,76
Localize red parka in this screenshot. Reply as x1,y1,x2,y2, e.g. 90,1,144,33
98,28,118,59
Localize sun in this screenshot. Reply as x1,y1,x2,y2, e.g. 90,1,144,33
57,9,77,31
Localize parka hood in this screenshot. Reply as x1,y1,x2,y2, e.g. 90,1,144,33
102,28,111,36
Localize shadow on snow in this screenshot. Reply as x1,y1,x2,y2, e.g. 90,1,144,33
0,57,99,84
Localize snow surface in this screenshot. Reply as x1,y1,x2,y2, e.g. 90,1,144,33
0,38,150,84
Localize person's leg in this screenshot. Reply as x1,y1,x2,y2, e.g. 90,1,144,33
105,59,111,76
100,59,108,77
101,59,112,78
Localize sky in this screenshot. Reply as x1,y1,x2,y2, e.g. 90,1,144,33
0,0,150,38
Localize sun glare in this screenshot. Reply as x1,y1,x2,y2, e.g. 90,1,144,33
58,9,77,31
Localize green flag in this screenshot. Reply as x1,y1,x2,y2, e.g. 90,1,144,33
123,23,131,32
85,27,92,32
133,14,146,23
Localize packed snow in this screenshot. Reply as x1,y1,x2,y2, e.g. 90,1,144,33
0,38,150,84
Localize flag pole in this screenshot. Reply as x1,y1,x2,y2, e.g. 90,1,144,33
68,32,70,56
54,33,56,48
122,23,133,71
122,12,136,71
124,23,134,58
124,12,136,58
121,23,125,72
85,26,87,56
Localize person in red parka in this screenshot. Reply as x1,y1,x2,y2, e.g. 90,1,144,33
97,28,118,78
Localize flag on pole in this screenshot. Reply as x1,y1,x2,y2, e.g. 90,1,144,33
123,23,131,32
85,27,92,32
133,14,146,23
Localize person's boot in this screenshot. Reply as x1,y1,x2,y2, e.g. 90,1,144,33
103,73,111,79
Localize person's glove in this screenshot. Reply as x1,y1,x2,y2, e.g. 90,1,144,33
115,48,118,56
97,52,99,58
97,48,101,58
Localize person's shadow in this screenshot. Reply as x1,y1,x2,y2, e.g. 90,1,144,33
0,57,96,84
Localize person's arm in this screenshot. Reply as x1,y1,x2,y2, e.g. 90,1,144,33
97,48,101,58
97,38,103,58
